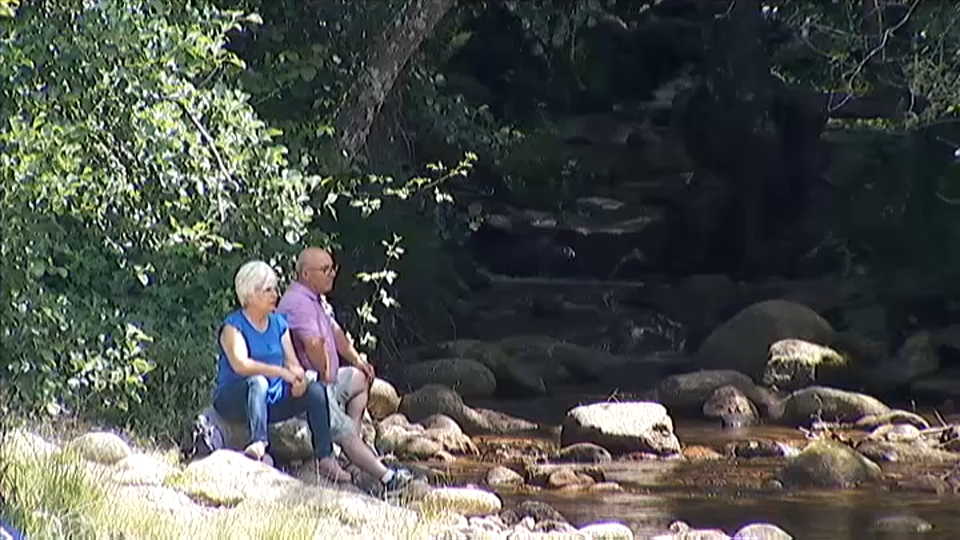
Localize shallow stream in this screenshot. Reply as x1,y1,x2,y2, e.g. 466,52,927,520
418,407,959,539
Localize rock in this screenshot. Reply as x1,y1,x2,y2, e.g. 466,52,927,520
733,523,793,539
853,410,930,431
171,450,303,506
497,335,621,384
523,462,605,487
2,429,59,460
777,440,882,489
776,386,890,426
198,407,316,463
762,339,848,391
399,384,539,436
578,522,634,539
657,370,771,416
486,466,525,487
560,402,680,456
553,443,613,464
727,440,795,459
415,339,548,397
886,332,941,388
368,378,401,420
683,446,724,460
696,299,834,380
111,453,177,486
403,358,497,398
871,515,934,534
867,424,922,443
65,431,132,465
910,371,960,401
856,439,960,464
547,468,596,489
501,500,568,527
702,385,759,428
396,436,445,460
421,487,502,517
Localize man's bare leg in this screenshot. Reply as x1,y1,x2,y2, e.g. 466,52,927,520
344,376,370,436
317,456,351,482
338,434,388,478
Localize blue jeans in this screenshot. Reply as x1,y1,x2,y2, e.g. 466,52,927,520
213,375,334,459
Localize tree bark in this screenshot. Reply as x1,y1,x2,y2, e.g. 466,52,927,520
327,0,456,171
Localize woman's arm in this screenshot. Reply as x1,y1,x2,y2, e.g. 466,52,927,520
220,324,295,382
280,330,305,375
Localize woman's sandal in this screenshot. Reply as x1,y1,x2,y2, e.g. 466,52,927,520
242,441,268,462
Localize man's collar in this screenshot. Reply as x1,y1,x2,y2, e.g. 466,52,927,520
288,281,319,301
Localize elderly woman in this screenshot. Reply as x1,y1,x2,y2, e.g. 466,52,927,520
212,260,350,481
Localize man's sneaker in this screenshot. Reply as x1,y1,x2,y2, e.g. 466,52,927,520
382,467,415,493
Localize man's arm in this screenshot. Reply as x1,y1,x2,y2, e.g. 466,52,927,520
332,322,375,381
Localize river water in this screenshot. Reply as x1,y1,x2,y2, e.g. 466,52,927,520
420,413,958,539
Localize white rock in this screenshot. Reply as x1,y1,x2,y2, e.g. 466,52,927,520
422,487,502,517
66,431,132,465
578,522,634,540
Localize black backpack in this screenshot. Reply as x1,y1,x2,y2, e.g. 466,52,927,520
179,412,225,463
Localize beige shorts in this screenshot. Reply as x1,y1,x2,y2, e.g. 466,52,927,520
306,367,359,441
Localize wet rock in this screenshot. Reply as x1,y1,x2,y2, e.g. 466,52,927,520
547,467,596,489
703,385,760,428
871,515,933,535
497,335,622,384
414,339,547,397
553,442,613,464
500,500,568,527
893,473,954,494
854,410,930,431
578,522,634,539
776,386,890,426
696,299,834,380
872,332,941,391
777,440,882,489
683,445,724,460
727,440,796,459
856,438,960,464
486,465,524,487
560,402,681,456
762,339,848,391
523,462,605,487
65,431,132,465
368,377,401,420
733,523,793,539
421,487,502,517
403,358,497,398
910,371,960,401
657,370,759,414
398,384,539,436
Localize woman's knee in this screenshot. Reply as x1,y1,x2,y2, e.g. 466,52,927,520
303,380,329,404
246,375,269,395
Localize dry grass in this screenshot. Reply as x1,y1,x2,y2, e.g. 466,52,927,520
1,430,462,540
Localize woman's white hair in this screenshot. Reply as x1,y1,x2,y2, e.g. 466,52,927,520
234,260,278,306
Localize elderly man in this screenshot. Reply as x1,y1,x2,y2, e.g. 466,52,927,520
277,247,411,489
277,247,375,431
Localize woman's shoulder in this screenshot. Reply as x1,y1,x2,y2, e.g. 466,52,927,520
268,312,289,333
222,309,246,327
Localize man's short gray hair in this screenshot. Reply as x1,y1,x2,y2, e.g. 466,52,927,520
234,260,277,306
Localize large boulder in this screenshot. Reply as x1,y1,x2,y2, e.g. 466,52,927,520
497,335,622,385
776,386,890,426
560,402,681,456
402,358,497,398
696,300,834,380
413,339,547,397
777,440,881,489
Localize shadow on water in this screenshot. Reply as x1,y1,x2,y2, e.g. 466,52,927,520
423,398,960,539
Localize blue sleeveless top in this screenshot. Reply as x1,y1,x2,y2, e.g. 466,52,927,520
214,310,288,403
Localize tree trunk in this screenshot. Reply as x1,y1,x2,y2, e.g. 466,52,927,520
328,0,456,171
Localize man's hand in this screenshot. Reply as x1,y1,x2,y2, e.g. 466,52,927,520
290,375,307,398
356,361,376,383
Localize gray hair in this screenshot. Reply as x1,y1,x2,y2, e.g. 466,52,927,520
234,260,277,306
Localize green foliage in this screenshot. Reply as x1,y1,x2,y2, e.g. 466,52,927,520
1,0,315,427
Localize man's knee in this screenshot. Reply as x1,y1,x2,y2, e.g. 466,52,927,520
246,375,269,395
342,367,368,395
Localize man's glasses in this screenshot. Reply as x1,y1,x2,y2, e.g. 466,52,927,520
307,264,338,274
